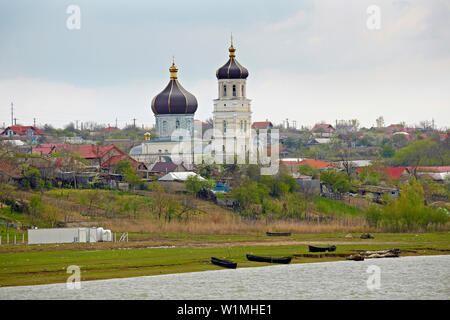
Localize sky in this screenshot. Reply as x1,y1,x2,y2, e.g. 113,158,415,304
0,0,449,130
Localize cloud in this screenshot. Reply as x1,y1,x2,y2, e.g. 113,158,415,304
0,0,449,130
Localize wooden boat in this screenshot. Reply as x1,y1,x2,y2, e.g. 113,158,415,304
246,254,292,264
266,232,291,236
211,257,237,269
308,245,336,252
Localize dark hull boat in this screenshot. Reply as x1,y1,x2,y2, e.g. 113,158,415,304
308,245,336,252
266,232,291,237
211,257,237,269
246,254,292,264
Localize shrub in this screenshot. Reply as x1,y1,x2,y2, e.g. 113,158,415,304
365,178,450,231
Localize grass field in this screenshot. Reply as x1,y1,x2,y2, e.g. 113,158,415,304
0,232,449,287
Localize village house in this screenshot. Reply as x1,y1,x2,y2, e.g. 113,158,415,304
1,126,44,141
252,121,274,130
280,158,336,176
32,144,146,172
147,161,188,178
311,123,335,138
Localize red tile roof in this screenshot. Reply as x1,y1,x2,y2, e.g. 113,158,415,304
33,143,146,170
104,127,118,132
280,159,335,169
1,126,44,136
252,121,273,129
101,154,143,170
356,167,408,179
299,159,335,169
312,123,334,133
33,146,54,155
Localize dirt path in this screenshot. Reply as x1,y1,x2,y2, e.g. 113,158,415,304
0,239,405,253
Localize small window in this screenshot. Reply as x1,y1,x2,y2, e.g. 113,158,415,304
242,85,244,96
162,121,167,136
223,120,227,133
176,120,180,129
223,85,227,96
232,85,236,97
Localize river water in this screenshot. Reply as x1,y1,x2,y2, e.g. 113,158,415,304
0,255,448,300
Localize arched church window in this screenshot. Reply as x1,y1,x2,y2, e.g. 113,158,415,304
244,120,247,132
232,85,236,97
162,121,167,136
223,120,227,133
176,120,180,129
223,85,227,97
242,85,245,97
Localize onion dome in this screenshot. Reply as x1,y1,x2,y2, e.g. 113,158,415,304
216,37,249,80
151,60,198,115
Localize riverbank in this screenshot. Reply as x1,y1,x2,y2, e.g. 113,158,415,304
0,232,449,287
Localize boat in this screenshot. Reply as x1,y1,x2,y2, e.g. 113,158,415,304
211,257,237,269
308,245,337,252
246,254,292,264
266,232,291,236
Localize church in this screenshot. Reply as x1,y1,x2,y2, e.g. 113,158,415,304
130,38,253,164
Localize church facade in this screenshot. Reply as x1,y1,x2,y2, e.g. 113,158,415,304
130,38,253,164
213,39,252,160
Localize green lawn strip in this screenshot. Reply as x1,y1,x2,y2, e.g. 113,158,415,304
1,234,449,287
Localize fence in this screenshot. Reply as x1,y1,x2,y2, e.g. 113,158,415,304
0,232,129,245
0,233,26,245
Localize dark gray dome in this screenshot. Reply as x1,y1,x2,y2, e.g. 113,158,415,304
151,62,198,115
216,44,249,80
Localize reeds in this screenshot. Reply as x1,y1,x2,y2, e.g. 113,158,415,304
102,212,370,235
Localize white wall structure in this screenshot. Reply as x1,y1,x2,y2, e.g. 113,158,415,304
213,39,252,159
28,227,112,244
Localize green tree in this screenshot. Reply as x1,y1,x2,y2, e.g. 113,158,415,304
381,143,395,158
115,160,141,190
28,195,45,221
393,138,450,166
22,167,41,189
185,175,215,196
115,160,134,175
320,170,351,193
366,178,449,231
260,175,289,198
298,164,319,179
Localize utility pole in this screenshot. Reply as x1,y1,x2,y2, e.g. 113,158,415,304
13,118,18,125
11,102,13,126
132,118,137,128
33,118,36,127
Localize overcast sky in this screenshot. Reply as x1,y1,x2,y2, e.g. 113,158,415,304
0,0,449,129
